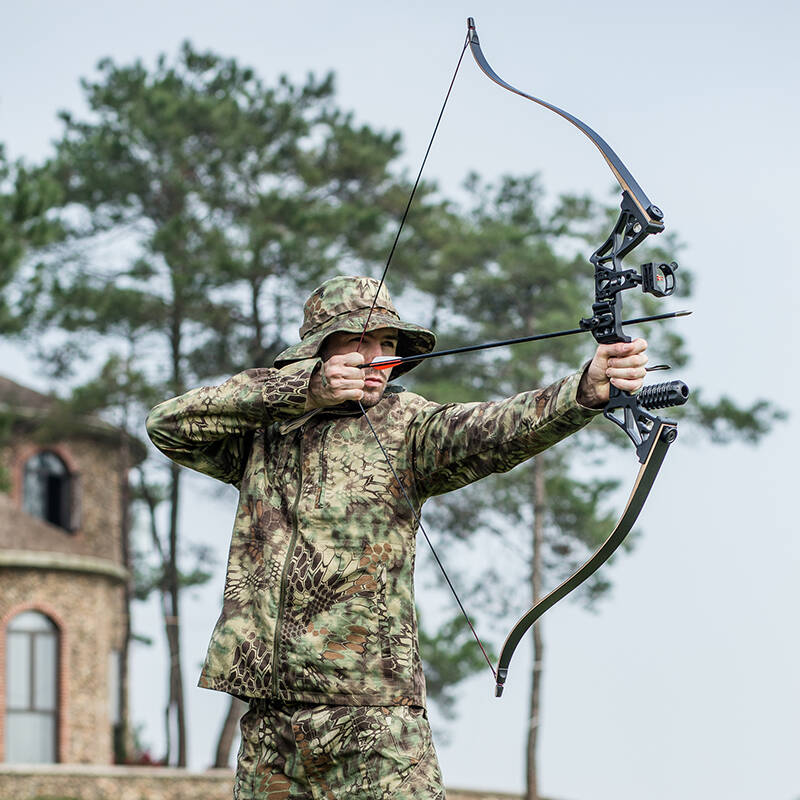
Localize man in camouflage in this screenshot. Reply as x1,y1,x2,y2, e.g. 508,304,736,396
146,275,648,799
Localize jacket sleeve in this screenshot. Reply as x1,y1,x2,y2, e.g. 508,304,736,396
145,360,319,485
407,369,601,499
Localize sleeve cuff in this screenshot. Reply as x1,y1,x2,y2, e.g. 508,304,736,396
263,357,322,418
556,368,604,421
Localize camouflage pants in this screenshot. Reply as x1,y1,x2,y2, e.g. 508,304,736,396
234,700,446,800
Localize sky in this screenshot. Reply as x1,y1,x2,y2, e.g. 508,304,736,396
1,2,798,799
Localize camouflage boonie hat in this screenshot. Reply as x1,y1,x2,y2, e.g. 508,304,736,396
274,276,436,379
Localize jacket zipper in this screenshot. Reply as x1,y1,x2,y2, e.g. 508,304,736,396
272,432,303,696
314,424,331,508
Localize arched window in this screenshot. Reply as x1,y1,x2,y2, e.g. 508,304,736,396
22,451,77,531
4,610,59,763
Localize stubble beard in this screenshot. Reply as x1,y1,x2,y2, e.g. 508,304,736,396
360,374,388,408
360,387,385,408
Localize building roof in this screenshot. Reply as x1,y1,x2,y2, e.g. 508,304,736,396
0,374,147,463
0,375,57,413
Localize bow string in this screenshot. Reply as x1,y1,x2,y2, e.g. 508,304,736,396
355,18,690,697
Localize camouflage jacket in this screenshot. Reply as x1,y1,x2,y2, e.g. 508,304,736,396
145,359,599,707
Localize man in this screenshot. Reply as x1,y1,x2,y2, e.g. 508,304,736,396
146,275,647,799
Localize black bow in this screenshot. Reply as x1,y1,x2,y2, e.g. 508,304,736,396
358,17,691,697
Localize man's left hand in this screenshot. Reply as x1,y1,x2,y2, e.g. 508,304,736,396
577,338,648,408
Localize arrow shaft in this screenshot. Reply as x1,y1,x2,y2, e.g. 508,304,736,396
360,310,691,370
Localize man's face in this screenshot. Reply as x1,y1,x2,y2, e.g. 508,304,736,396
321,327,399,408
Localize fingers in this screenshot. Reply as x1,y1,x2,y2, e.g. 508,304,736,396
339,352,366,367
324,353,366,395
608,375,645,393
604,338,648,392
603,337,647,357
578,338,649,407
307,353,366,409
607,354,648,378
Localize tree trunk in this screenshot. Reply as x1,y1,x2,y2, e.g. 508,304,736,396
115,427,135,762
213,696,248,768
166,461,187,766
526,456,547,800
249,272,265,365
163,312,188,767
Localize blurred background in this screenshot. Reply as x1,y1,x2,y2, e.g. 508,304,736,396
0,2,797,799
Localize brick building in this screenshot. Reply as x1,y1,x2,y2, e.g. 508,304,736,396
0,375,142,766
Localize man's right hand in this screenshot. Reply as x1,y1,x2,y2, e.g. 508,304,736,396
306,352,366,409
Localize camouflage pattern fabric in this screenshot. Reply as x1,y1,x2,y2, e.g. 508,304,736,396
234,701,444,800
145,361,599,708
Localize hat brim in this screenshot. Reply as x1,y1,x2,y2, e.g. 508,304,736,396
274,310,435,379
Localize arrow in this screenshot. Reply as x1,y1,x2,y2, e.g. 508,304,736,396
359,310,692,371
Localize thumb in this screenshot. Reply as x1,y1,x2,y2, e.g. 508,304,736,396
340,351,366,367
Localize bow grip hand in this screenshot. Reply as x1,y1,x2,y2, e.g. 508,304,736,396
577,338,648,408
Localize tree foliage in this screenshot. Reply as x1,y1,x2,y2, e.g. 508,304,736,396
3,40,784,794
24,43,421,766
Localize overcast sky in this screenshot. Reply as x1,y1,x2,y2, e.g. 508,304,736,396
1,2,798,799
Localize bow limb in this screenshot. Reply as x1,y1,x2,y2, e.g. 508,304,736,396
466,18,664,230
494,419,676,697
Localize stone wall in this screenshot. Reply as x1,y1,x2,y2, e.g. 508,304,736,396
0,765,524,800
0,568,125,764
0,765,233,800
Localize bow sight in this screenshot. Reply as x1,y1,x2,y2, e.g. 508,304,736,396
582,257,679,341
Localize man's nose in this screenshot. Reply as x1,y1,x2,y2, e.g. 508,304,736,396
360,339,383,362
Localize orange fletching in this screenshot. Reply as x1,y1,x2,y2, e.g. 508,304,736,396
367,356,403,371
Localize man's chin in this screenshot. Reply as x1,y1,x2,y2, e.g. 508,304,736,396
360,386,386,408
